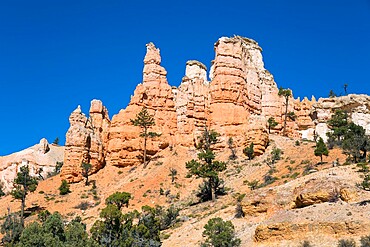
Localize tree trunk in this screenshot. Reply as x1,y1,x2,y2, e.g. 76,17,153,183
143,128,147,168
283,97,289,136
209,178,215,201
21,197,25,227
320,155,323,164
85,176,89,186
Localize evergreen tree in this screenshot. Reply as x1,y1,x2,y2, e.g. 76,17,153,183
186,128,227,201
278,87,292,136
81,162,92,186
243,143,254,160
59,180,71,195
267,117,278,134
105,192,132,210
327,110,349,144
342,123,369,162
130,107,161,167
201,217,241,247
11,165,38,227
314,137,329,163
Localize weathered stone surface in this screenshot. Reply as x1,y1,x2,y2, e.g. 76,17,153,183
61,100,110,183
0,139,63,192
173,60,210,146
312,94,370,141
254,221,370,242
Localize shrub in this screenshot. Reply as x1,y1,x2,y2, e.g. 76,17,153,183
201,217,241,247
338,239,357,247
59,180,71,195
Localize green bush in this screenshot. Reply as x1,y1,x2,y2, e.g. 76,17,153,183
59,180,71,195
201,217,241,247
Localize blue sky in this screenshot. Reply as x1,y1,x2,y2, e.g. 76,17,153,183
1,0,369,155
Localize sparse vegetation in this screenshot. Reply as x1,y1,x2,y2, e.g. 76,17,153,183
11,165,38,227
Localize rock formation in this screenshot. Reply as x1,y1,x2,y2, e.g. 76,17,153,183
61,100,110,183
106,43,177,167
0,139,64,192
61,35,370,182
312,94,370,142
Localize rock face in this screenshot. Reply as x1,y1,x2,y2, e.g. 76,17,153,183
62,36,370,181
0,139,64,192
61,100,110,183
312,94,370,142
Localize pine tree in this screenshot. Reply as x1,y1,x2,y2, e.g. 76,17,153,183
11,165,38,227
186,128,226,201
130,107,161,167
314,137,329,163
278,87,292,136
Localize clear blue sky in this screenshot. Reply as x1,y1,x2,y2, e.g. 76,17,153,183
1,0,369,155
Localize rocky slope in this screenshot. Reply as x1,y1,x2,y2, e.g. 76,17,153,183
0,138,64,192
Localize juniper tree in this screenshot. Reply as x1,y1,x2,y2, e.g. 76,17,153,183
186,128,226,201
327,109,349,144
278,87,292,136
130,107,161,167
11,165,38,227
